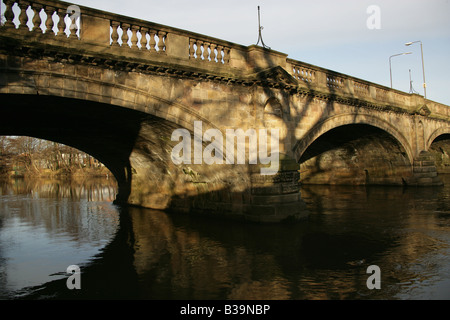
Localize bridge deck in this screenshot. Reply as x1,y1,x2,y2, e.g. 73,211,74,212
1,0,448,120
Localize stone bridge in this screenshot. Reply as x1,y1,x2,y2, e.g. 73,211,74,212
1,0,449,222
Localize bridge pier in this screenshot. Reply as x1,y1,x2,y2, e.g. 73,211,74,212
246,155,308,222
407,151,443,186
125,121,308,222
127,162,308,223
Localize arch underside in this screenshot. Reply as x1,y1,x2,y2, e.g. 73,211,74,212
295,114,414,186
0,92,256,217
295,114,413,163
0,93,187,203
427,126,450,150
428,130,450,174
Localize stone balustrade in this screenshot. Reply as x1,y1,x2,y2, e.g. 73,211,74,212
1,0,78,37
375,87,389,103
326,74,345,91
285,58,431,112
189,38,231,64
353,81,370,97
110,21,166,53
1,0,448,117
425,101,450,119
291,63,315,83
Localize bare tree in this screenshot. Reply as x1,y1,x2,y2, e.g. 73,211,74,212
0,136,104,176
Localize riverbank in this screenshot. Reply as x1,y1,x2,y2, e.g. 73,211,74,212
1,167,113,180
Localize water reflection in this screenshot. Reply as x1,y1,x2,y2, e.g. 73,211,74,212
125,182,450,300
120,178,450,300
0,177,119,299
1,175,450,300
0,177,117,202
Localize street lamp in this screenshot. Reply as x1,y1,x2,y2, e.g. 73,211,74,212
405,40,426,99
389,52,412,89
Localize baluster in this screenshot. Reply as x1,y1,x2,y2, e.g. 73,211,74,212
111,21,120,46
216,45,224,63
203,42,210,61
224,47,230,64
57,8,66,37
130,25,139,49
3,0,16,28
31,3,42,33
44,6,55,35
196,40,203,60
157,31,166,52
203,42,212,61
121,23,130,47
189,39,195,59
220,47,226,64
140,27,148,50
209,43,217,63
18,0,30,31
68,6,78,38
149,29,157,52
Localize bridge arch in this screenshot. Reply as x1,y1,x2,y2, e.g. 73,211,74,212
1,67,216,133
426,126,450,151
294,113,414,166
0,85,211,205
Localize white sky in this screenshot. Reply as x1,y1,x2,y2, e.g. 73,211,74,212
5,0,450,104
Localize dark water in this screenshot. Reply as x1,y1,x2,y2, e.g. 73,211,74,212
0,175,449,300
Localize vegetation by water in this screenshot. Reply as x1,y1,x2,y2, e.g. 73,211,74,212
0,136,111,179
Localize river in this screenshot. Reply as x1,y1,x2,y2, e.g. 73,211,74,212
0,175,449,300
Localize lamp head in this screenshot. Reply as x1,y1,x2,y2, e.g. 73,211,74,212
405,42,413,46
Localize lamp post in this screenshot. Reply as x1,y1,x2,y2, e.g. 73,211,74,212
389,52,412,89
405,40,426,99
256,6,270,49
